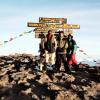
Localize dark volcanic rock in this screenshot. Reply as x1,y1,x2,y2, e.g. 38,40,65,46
0,54,100,100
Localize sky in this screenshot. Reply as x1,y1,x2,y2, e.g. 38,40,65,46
0,0,100,61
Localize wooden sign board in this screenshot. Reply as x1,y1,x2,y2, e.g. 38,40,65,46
34,28,50,31
34,30,57,34
39,17,67,23
28,23,44,27
63,24,80,29
34,28,58,33
28,23,62,28
28,23,80,29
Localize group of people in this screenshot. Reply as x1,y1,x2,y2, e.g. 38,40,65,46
39,30,78,74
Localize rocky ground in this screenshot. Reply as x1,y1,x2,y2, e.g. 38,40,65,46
0,54,100,100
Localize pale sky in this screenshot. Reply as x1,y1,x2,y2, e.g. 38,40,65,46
0,0,100,61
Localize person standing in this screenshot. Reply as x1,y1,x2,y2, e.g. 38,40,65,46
67,34,78,71
39,32,46,57
44,30,56,69
39,32,46,71
55,31,71,73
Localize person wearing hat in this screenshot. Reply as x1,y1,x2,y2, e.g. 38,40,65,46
55,31,71,73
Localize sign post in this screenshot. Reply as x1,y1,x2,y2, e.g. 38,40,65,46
28,23,80,29
27,17,80,38
39,17,67,23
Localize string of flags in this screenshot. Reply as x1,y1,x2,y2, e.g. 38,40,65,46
78,47,100,65
78,48,88,56
77,46,89,57
0,30,33,46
